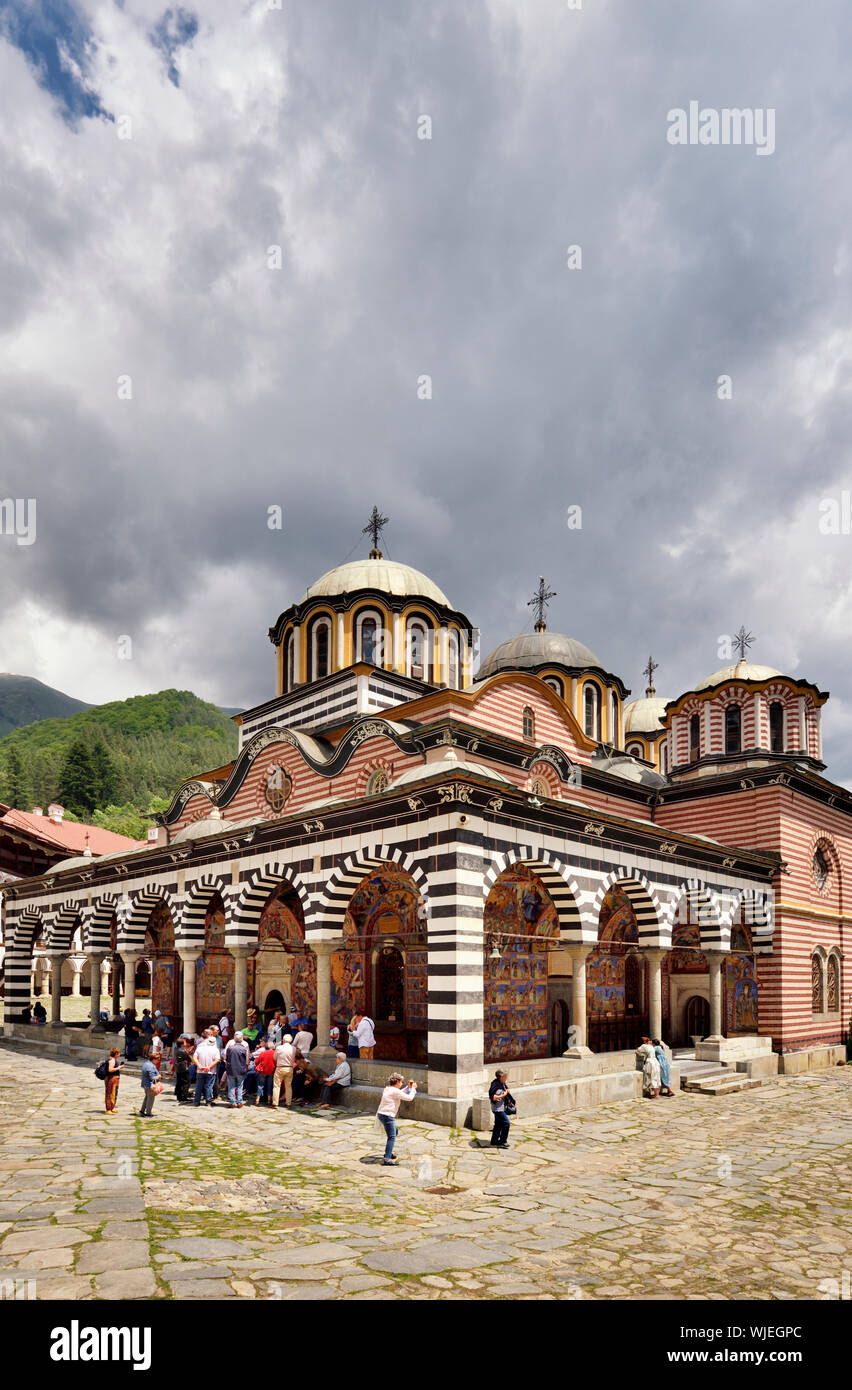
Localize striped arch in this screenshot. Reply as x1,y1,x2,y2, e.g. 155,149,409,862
45,901,86,953
2,908,45,1017
593,867,666,946
178,873,231,947
482,846,590,943
120,887,177,951
665,878,724,949
86,896,119,952
231,863,314,946
724,888,774,955
315,846,429,935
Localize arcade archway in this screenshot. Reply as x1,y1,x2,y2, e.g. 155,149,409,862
483,864,560,1063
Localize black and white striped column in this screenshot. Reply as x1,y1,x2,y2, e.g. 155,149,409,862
426,829,487,1099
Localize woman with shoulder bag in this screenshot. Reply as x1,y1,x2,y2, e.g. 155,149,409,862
488,1068,514,1149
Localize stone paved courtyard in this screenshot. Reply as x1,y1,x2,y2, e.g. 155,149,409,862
1,1046,850,1301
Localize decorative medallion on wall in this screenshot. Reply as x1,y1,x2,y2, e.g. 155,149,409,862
264,764,293,813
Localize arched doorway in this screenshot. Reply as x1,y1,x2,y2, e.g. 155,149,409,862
664,910,708,1045
143,903,180,1020
343,866,427,1062
196,892,234,1030
587,887,648,1052
252,884,311,1024
685,995,710,1040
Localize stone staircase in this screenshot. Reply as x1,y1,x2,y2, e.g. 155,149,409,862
677,1057,768,1097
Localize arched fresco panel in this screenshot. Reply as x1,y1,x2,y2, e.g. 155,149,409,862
587,886,646,1052
484,865,558,1063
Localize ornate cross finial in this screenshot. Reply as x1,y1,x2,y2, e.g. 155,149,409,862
733,625,754,661
643,654,658,697
362,505,389,559
528,576,557,633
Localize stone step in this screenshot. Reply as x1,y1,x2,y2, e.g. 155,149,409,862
682,1069,731,1091
685,1075,766,1096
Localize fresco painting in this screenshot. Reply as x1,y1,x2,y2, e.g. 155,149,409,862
586,886,639,1018
484,866,556,1061
145,904,179,1017
725,953,759,1034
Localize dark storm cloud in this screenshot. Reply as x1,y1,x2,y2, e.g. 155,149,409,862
2,0,852,775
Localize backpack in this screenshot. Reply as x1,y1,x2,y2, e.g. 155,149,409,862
94,1059,110,1081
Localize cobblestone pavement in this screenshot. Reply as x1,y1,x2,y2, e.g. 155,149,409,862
1,1047,850,1301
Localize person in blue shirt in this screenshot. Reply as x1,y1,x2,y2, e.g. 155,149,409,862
140,1057,160,1116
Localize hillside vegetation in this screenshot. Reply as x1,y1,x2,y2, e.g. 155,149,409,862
0,673,90,737
0,689,238,839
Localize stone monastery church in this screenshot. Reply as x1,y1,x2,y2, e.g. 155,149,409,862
1,512,848,1123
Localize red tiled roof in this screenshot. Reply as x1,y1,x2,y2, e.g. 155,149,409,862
0,808,145,855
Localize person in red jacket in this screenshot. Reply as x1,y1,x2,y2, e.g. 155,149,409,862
252,1041,276,1106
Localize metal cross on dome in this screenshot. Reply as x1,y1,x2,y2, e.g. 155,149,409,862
528,576,557,631
733,626,754,661
643,654,658,695
362,505,389,557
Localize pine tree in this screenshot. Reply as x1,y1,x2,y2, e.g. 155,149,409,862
90,740,119,809
4,745,27,808
57,739,97,816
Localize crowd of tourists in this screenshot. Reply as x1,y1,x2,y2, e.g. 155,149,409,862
99,1005,422,1164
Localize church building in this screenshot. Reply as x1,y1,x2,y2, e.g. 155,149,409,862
1,512,848,1124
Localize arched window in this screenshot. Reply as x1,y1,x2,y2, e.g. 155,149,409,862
811,952,825,1014
661,741,669,774
448,631,459,688
813,847,830,891
610,691,619,743
530,777,548,797
769,701,784,753
309,618,331,681
827,954,840,1013
689,712,701,760
366,767,389,796
406,618,430,681
356,611,383,666
584,683,601,740
543,675,564,698
626,742,643,758
522,706,535,742
725,703,741,756
283,632,295,692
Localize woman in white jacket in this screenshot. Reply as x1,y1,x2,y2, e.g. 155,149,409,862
376,1073,417,1165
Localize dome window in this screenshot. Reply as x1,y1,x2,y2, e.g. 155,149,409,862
522,706,535,742
584,683,601,741
769,700,784,753
689,712,701,760
356,611,384,666
283,631,295,692
626,742,643,758
724,703,741,755
309,618,331,681
406,618,430,681
543,675,563,698
610,691,619,742
448,630,459,688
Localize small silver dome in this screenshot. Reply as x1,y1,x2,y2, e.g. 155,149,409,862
477,630,601,681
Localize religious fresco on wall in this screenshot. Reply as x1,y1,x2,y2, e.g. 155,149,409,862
405,949,428,1029
585,887,639,1017
725,953,759,1033
196,895,234,1020
258,890,304,946
345,869,424,946
484,866,556,1061
666,920,707,974
145,904,179,1016
331,950,365,1023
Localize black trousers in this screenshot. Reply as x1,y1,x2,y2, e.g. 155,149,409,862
175,1072,190,1103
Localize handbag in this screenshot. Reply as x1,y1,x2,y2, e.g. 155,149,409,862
503,1093,517,1117
153,1082,164,1095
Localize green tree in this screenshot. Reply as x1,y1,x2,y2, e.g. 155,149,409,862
3,745,28,808
57,738,97,816
90,739,119,809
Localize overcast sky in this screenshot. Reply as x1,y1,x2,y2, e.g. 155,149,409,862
2,0,852,780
